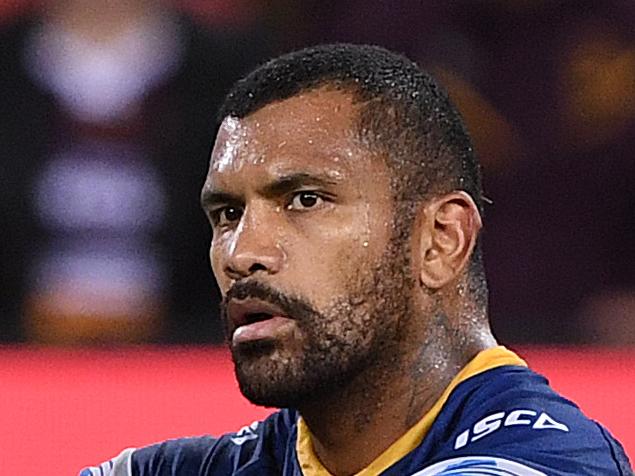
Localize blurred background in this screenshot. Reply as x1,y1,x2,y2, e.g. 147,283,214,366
0,0,633,473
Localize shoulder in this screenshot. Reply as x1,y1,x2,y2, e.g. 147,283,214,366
426,365,632,475
78,409,298,476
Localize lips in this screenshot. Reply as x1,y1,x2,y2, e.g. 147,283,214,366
227,298,295,344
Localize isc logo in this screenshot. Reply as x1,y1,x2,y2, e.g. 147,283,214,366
454,409,569,450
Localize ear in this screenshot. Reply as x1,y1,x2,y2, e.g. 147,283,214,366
417,191,482,290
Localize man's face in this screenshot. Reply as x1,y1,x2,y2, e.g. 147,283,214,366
201,89,415,408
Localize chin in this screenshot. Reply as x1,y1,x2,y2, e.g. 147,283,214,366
232,345,316,409
235,369,308,409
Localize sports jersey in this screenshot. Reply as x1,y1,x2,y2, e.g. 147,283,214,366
80,347,633,475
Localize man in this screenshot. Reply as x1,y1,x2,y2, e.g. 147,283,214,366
81,44,633,475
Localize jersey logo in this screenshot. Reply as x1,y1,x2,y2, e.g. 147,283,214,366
230,420,260,445
454,409,569,450
411,456,546,475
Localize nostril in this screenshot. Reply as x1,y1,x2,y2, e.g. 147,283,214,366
224,259,271,280
224,265,244,280
249,263,267,273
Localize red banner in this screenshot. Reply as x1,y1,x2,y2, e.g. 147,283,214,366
0,347,632,475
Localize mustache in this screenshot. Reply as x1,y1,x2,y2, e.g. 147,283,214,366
221,281,320,325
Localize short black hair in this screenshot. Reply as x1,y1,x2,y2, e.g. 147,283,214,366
218,43,487,305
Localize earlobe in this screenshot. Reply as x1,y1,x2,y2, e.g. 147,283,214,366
417,192,481,290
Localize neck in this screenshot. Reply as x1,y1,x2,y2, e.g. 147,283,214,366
298,319,495,476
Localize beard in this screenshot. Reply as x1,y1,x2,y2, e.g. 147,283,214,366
220,231,414,409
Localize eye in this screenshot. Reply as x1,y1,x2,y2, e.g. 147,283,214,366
288,191,323,210
212,205,243,227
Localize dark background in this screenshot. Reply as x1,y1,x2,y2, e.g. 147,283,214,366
1,0,633,346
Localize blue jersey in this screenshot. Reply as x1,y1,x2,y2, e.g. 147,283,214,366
80,347,633,475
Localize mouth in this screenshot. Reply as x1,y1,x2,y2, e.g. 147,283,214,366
227,298,295,344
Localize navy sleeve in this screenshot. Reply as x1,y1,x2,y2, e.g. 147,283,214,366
80,410,297,476
131,410,296,476
131,436,218,476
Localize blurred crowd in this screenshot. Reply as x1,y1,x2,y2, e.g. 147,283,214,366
1,0,633,346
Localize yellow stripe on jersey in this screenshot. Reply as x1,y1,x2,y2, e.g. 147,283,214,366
296,346,527,476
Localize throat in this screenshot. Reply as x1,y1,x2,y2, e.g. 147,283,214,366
297,360,451,476
296,336,493,476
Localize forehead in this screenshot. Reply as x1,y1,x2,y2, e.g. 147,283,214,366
244,87,357,138
210,88,368,178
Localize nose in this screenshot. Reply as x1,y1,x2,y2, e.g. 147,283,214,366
223,207,285,280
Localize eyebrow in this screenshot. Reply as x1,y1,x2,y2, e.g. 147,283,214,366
259,173,338,198
200,172,339,209
200,190,238,210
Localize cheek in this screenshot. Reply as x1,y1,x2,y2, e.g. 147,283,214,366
210,236,229,292
295,201,391,284
284,228,378,306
